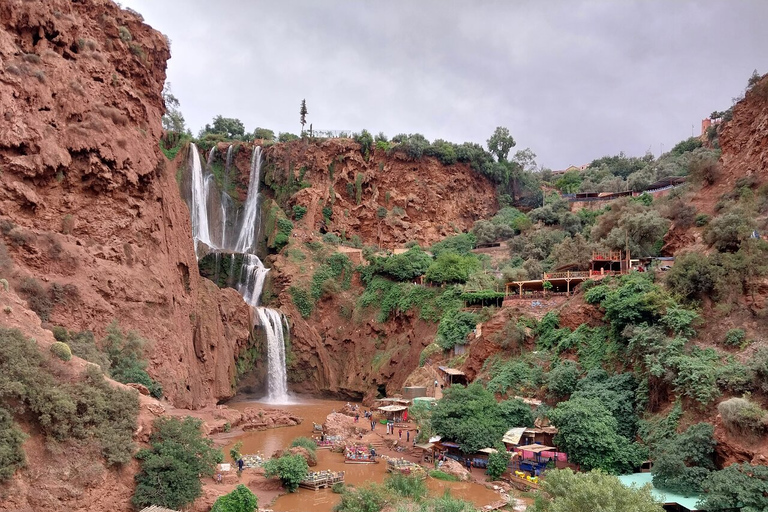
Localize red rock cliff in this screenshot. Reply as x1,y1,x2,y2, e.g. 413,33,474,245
0,0,251,409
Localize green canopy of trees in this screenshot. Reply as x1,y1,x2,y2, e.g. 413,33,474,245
549,396,646,474
431,383,532,453
132,416,223,510
530,469,664,512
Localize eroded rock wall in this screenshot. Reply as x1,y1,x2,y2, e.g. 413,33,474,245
262,138,499,248
0,0,251,409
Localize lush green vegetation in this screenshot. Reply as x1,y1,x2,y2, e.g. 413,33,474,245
0,406,26,481
699,463,768,512
651,423,716,494
290,436,318,453
530,469,663,512
211,484,258,512
102,321,163,398
263,453,309,492
133,416,222,510
385,473,427,501
0,328,139,474
431,383,533,453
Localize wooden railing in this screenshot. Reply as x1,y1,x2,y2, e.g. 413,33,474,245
592,251,623,261
543,271,590,280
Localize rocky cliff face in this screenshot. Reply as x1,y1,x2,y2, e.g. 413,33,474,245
263,138,498,248
0,0,251,409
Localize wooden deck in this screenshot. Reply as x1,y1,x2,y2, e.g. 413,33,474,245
299,470,345,490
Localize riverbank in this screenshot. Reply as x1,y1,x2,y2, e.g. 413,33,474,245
203,397,514,512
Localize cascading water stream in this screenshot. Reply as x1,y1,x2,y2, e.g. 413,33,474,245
189,145,213,255
255,308,289,402
234,146,263,254
186,143,290,403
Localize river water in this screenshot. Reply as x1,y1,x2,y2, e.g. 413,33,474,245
224,397,502,512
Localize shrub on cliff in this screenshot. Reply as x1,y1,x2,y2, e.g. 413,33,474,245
263,453,309,492
50,341,72,361
354,129,374,160
211,484,258,512
133,416,222,510
0,328,138,467
289,286,313,318
102,321,162,398
718,397,766,436
0,406,26,482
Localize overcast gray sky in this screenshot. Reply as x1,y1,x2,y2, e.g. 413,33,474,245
120,0,767,170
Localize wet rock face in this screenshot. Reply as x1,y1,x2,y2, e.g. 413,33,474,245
0,0,251,410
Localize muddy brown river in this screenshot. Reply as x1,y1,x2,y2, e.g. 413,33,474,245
225,397,502,512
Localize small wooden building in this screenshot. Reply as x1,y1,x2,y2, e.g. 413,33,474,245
438,366,467,387
378,404,408,422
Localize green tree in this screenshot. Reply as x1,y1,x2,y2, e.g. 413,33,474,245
161,82,188,133
431,383,507,453
487,449,511,480
651,423,716,494
380,248,433,281
487,126,516,162
550,397,645,473
201,115,246,140
211,484,258,512
426,253,481,284
699,463,768,512
704,209,754,252
497,398,534,428
545,360,581,400
132,416,223,510
263,454,309,492
530,468,663,512
435,310,477,350
300,99,308,133
230,440,243,463
253,127,275,141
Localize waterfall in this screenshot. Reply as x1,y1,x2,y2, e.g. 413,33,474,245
185,143,290,403
189,144,213,256
238,254,269,307
234,147,263,254
256,308,289,403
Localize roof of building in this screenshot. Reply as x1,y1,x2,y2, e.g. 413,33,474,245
378,405,408,412
377,397,411,404
617,472,701,511
140,507,181,512
415,443,435,450
438,366,465,376
478,447,498,454
502,427,527,445
515,444,557,453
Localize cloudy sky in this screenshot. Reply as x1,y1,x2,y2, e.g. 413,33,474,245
120,0,767,170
